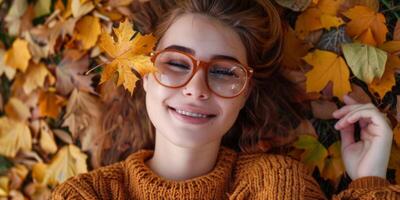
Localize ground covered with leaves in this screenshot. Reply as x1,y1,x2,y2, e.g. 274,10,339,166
1,0,400,199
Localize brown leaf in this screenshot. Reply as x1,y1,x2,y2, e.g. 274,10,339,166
348,83,371,104
56,51,95,95
311,99,338,119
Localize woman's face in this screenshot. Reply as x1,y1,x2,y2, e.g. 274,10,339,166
143,13,249,148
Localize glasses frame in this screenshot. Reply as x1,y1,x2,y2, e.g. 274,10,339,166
150,49,254,98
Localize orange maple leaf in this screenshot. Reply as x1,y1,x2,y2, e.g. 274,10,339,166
303,50,351,100
343,5,388,46
99,19,157,94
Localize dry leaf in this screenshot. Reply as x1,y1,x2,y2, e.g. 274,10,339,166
4,0,28,36
34,0,51,17
4,97,30,122
369,55,400,98
56,52,95,95
293,135,328,173
303,50,351,100
38,90,66,119
20,63,54,95
394,20,400,41
282,26,312,70
342,43,387,84
343,5,388,46
321,141,345,182
99,19,157,94
62,89,102,151
0,49,16,80
4,39,31,72
32,145,87,186
295,8,323,39
311,99,338,119
0,177,9,197
348,83,371,104
316,26,352,55
39,120,58,154
275,0,312,11
0,117,32,158
74,15,101,50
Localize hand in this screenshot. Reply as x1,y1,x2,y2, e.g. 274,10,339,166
332,95,393,180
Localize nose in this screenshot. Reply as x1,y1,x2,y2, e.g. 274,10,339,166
182,69,210,100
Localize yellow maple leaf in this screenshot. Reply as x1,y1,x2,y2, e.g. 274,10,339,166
39,120,58,154
343,5,388,46
0,117,32,158
4,39,31,72
303,50,351,100
369,55,400,98
74,15,101,50
295,8,323,39
32,145,87,186
99,19,157,94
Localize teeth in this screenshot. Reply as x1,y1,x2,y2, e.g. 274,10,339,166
175,109,209,118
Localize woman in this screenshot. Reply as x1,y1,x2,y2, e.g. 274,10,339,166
51,0,399,199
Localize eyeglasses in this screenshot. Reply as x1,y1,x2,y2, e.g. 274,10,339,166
150,49,253,98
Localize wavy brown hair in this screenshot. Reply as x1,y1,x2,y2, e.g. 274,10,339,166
95,0,307,167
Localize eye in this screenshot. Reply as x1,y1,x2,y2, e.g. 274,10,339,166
166,61,191,70
210,67,238,78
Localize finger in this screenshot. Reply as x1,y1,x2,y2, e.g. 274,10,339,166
332,104,363,119
343,94,358,105
334,106,373,129
339,124,355,149
346,109,386,131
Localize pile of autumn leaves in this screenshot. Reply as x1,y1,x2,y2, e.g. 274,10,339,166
0,0,400,199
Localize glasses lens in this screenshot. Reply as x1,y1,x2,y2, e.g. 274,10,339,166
208,61,247,97
153,51,194,87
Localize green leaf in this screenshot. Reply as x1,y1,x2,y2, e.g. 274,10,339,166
342,43,388,83
293,135,328,173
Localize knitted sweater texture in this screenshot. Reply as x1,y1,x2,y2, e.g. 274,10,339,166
51,146,400,199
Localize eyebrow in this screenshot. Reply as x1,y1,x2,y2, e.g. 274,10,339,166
164,45,242,63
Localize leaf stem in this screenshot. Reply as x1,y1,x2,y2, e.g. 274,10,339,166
380,0,400,19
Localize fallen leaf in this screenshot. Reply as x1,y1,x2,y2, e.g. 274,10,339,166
0,176,9,197
343,5,388,46
316,26,352,54
62,89,102,151
0,49,16,80
4,0,28,36
293,135,328,173
23,182,52,200
99,19,157,94
321,141,345,182
38,90,67,119
342,43,387,83
21,63,54,95
7,164,28,190
3,39,31,72
4,97,30,122
74,15,101,50
295,8,323,39
369,55,400,98
341,0,380,12
311,99,338,119
282,26,312,70
32,145,87,186
65,0,95,19
379,41,400,55
56,52,95,95
275,0,312,11
0,117,32,158
34,0,51,17
348,83,371,104
39,120,58,154
320,15,344,30
303,50,351,100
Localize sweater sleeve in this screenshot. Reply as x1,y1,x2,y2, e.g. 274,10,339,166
302,172,400,199
50,173,100,200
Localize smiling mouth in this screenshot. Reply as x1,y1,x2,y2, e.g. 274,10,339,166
168,106,216,119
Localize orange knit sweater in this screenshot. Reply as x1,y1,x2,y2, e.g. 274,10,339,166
51,146,400,199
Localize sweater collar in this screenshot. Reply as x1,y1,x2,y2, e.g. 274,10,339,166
124,146,237,199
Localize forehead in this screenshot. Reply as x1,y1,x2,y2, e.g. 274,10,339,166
156,13,247,64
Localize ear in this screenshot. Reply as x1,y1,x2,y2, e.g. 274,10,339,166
143,74,149,92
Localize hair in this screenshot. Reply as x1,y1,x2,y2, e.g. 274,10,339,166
94,0,307,167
